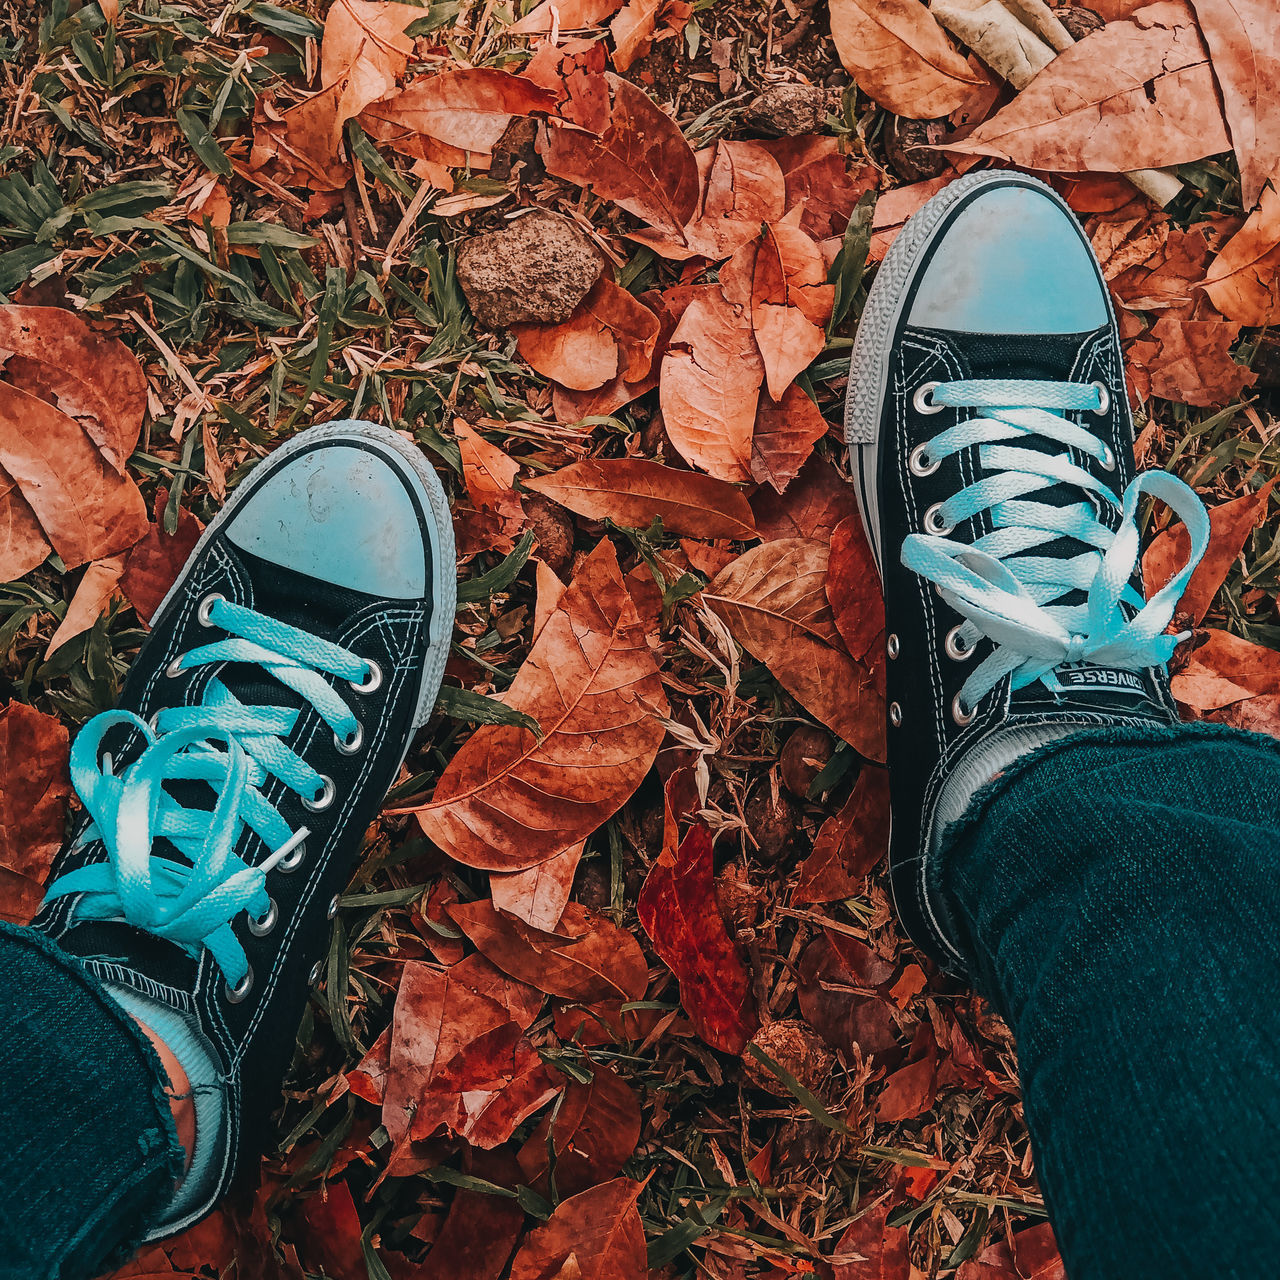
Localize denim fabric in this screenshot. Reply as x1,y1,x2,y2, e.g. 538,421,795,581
0,922,180,1280
937,721,1280,1279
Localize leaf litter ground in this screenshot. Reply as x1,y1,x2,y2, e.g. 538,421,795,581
1,0,1279,1277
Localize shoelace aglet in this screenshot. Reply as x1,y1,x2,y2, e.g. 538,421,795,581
260,826,311,874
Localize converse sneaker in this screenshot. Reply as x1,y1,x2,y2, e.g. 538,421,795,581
33,421,455,1235
845,172,1208,975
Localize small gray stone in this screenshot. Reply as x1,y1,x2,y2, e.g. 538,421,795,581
456,209,605,329
746,83,835,137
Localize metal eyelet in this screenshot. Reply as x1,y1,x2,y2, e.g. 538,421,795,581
952,693,976,726
889,702,903,727
165,656,185,678
945,626,972,661
886,633,900,659
197,593,225,627
278,841,306,873
913,382,945,415
924,503,954,536
303,776,335,812
909,442,941,477
1089,380,1111,416
247,899,277,937
308,960,324,986
224,968,254,1004
1099,444,1116,471
327,894,341,920
349,660,382,694
334,723,364,755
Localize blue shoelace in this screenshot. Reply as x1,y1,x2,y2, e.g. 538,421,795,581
900,378,1210,716
45,596,380,992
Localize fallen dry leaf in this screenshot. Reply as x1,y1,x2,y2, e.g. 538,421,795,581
797,933,902,1066
416,1169,526,1280
507,1178,647,1280
638,804,759,1053
511,0,624,33
540,73,699,232
828,0,985,119
752,452,861,541
250,82,353,191
793,766,891,902
491,840,583,933
1187,0,1280,208
1126,315,1256,408
826,514,886,664
525,457,757,539
876,1025,939,1121
416,538,668,870
832,1197,910,1279
957,1222,1065,1280
1202,181,1280,324
659,286,763,483
1172,627,1280,712
0,701,69,925
320,0,422,129
947,1,1231,172
706,538,886,760
119,491,205,625
750,383,831,494
449,899,649,1003
45,556,125,658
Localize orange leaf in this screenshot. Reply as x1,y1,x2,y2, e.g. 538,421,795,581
828,0,984,119
511,0,624,33
659,286,763,483
826,514,885,663
1127,315,1256,408
119,491,205,625
749,223,830,401
491,840,584,932
45,556,125,658
706,538,886,761
320,0,422,128
831,1199,910,1279
948,1,1230,172
1170,627,1280,710
750,383,830,494
416,538,668,870
524,457,757,539
1202,181,1280,324
793,767,890,903
539,73,699,232
507,1179,647,1280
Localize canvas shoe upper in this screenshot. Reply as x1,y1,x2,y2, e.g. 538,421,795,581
844,172,1209,975
32,421,455,1235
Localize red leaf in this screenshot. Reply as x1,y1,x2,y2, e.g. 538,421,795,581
750,383,830,495
507,1178,647,1280
793,767,890,903
831,1199,910,1280
827,514,886,663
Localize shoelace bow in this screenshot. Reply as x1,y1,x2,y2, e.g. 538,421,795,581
45,597,378,989
900,378,1210,715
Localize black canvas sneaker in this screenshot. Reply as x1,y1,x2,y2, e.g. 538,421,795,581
844,171,1209,975
33,421,454,1234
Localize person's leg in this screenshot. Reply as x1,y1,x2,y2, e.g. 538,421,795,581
934,721,1280,1278
0,922,184,1280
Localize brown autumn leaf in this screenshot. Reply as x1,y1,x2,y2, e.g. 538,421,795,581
491,840,584,932
750,383,830,494
876,1025,939,1121
416,1168,526,1280
513,277,659,391
0,305,147,471
752,452,860,541
320,0,422,128
518,1060,642,1194
507,1179,647,1280
45,556,125,658
793,766,891,902
416,538,668,870
0,701,70,925
826,514,885,664
525,458,757,540
539,73,699,232
363,68,557,157
523,36,611,134
659,286,763,483
957,1223,1065,1280
947,1,1231,172
1126,315,1256,408
1171,627,1280,710
638,800,759,1053
119,491,205,626
1187,0,1280,208
869,174,951,261
380,956,558,1149
797,935,902,1066
831,1198,910,1280
706,539,886,761
1202,182,1280,324
1144,479,1274,626
250,82,353,191
511,0,624,33
828,0,984,119
610,0,659,70
449,898,648,1005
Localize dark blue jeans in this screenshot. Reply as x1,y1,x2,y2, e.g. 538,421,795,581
5,722,1280,1279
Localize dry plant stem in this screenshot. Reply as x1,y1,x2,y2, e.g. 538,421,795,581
935,0,1184,206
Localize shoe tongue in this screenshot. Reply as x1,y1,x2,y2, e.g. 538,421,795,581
933,329,1103,381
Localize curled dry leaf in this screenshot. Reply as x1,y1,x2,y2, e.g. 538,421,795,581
1171,627,1280,710
947,1,1231,172
507,1178,647,1280
1202,183,1280,324
364,69,557,157
416,538,668,870
448,899,649,1003
828,0,985,119
250,82,352,191
524,457,758,539
0,701,70,925
514,277,659,391
750,383,830,494
540,73,699,232
491,840,584,932
831,1198,910,1280
119,491,205,625
638,803,759,1053
706,538,886,761
826,513,885,663
659,286,763,483
320,0,422,129
797,933,902,1066
511,0,624,33
793,766,891,903
45,556,126,658
1126,315,1256,408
